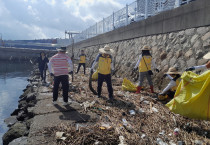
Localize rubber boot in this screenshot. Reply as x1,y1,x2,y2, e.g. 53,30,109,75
150,86,154,93
135,86,142,94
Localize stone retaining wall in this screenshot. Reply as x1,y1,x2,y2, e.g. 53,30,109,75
70,26,210,87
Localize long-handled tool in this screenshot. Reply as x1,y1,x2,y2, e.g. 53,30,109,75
71,55,74,82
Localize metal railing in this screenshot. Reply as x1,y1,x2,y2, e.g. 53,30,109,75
73,0,196,43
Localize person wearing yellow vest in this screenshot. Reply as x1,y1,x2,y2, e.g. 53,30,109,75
133,45,159,93
158,67,181,101
76,50,86,74
185,52,210,71
91,45,114,102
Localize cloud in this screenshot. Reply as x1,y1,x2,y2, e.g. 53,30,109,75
0,0,134,40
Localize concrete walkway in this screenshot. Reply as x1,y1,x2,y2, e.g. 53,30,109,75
27,84,98,144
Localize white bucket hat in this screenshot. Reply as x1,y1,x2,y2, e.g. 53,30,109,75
99,45,114,55
203,52,210,59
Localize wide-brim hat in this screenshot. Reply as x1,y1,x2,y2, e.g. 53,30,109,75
56,46,67,52
142,45,150,51
165,67,181,75
203,52,210,59
99,45,114,54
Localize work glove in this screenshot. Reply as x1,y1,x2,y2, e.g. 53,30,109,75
172,74,181,81
162,74,167,79
155,68,160,73
132,68,137,72
185,67,195,71
69,71,73,75
50,73,54,77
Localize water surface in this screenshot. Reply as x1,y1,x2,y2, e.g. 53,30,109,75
0,61,32,145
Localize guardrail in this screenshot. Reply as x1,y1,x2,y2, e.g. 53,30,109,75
73,0,197,43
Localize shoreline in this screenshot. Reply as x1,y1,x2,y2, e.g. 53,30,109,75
2,68,40,145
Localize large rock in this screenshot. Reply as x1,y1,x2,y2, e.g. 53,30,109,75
169,57,176,66
4,116,18,127
177,30,184,37
193,40,202,50
2,122,28,145
176,50,182,58
180,37,187,44
201,32,210,41
187,58,196,67
17,110,28,121
190,34,199,44
160,51,167,60
185,28,195,36
196,50,205,59
8,137,28,145
196,27,209,35
161,59,168,67
185,49,193,58
197,59,208,65
11,109,20,116
26,93,36,103
203,39,210,48
18,100,27,109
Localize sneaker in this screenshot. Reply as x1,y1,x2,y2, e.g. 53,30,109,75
62,102,69,106
52,101,57,105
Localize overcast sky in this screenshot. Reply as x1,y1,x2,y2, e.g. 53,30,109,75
0,0,135,40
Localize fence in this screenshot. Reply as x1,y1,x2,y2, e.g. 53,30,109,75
73,0,196,43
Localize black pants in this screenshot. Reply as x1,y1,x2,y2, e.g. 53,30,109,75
166,90,175,99
39,68,46,82
76,63,86,74
97,73,113,99
53,75,69,102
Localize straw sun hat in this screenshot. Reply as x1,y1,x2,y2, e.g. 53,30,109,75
99,45,114,54
203,52,210,59
166,67,181,75
142,45,150,51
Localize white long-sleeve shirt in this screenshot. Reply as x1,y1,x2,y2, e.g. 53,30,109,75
194,65,207,70
161,74,176,94
134,55,157,69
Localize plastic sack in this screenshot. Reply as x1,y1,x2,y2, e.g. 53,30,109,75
122,78,137,92
91,70,98,81
166,70,210,120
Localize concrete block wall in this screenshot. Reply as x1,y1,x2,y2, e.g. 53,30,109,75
68,0,210,89
70,26,210,89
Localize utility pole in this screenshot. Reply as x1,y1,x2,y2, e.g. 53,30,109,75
64,30,80,82
65,31,80,56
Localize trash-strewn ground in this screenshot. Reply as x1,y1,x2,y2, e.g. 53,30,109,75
37,67,210,145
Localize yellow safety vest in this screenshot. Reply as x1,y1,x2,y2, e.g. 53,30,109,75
171,78,181,92
98,54,112,75
79,55,86,63
139,56,152,72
